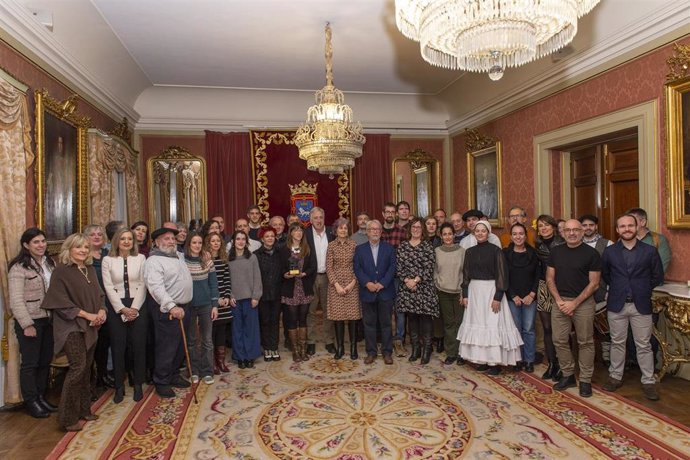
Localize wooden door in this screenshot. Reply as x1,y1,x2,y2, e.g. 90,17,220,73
603,138,639,238
569,134,638,240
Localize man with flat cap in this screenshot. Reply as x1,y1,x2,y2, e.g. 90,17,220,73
460,209,501,249
144,227,193,398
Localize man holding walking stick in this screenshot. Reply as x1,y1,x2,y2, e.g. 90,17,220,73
144,227,194,398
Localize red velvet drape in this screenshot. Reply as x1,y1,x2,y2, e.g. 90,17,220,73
205,131,252,223
352,133,392,218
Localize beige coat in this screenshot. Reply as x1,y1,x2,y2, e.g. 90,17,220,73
8,261,50,329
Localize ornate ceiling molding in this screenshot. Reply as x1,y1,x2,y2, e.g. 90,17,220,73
666,43,690,82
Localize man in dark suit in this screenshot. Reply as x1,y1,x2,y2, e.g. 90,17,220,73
305,207,335,355
601,214,664,400
353,219,397,365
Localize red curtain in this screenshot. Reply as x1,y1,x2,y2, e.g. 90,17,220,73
205,131,252,223
352,133,392,218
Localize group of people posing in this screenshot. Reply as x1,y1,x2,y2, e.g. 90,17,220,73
7,201,669,431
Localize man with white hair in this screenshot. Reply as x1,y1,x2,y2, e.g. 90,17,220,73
144,227,193,398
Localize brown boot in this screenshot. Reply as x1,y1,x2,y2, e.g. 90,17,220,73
298,327,310,361
213,347,221,375
217,346,230,373
289,329,301,362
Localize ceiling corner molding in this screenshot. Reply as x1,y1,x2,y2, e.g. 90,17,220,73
446,0,690,135
0,0,139,122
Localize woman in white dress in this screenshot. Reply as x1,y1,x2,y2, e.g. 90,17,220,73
456,221,523,375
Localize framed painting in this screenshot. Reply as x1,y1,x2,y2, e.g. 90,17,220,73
467,141,503,227
665,72,690,228
34,89,90,249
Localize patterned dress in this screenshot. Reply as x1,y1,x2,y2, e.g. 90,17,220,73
325,238,361,321
396,240,439,317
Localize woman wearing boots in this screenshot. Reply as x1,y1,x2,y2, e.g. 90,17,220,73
254,227,283,361
396,218,439,365
8,228,56,418
102,228,147,403
326,218,361,360
280,223,317,362
535,215,565,381
205,232,232,374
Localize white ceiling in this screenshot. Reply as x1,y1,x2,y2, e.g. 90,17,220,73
2,0,690,131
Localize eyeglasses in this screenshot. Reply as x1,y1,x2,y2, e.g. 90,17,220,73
563,228,583,233
508,214,523,219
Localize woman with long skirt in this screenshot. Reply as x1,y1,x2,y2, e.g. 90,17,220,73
457,221,523,375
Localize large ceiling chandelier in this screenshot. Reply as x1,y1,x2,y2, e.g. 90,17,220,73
395,0,600,80
295,23,365,177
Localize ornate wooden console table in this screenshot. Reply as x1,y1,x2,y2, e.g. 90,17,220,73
653,283,690,381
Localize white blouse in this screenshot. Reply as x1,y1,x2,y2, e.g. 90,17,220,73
102,254,147,312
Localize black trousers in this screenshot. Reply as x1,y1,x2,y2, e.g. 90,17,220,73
14,317,53,401
108,303,148,389
259,298,281,350
93,302,111,382
153,303,191,386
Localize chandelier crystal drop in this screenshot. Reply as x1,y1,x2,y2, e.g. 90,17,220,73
294,23,365,177
395,0,600,80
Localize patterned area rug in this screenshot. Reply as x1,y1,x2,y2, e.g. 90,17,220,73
47,352,690,459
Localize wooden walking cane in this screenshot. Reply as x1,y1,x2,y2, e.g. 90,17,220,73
177,316,199,404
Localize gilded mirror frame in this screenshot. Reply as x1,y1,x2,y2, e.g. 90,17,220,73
665,43,690,228
34,89,90,251
466,129,503,227
147,146,208,228
391,149,440,218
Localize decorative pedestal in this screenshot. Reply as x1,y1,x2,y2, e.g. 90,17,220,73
653,283,690,381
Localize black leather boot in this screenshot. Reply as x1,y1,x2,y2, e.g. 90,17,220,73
26,399,49,418
420,335,432,365
348,321,358,360
334,321,345,360
38,395,58,412
408,330,420,362
542,361,555,379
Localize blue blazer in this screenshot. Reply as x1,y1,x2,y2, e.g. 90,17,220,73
601,240,663,315
353,241,397,302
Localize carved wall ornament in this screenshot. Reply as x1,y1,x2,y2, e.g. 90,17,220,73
464,128,496,153
401,148,435,170
666,43,690,83
109,117,132,146
653,294,690,380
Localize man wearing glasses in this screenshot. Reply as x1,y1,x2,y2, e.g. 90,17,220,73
500,206,536,248
546,219,601,398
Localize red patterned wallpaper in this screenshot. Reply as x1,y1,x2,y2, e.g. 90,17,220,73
452,37,690,281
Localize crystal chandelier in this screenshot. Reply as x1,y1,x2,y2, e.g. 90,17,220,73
395,0,600,80
295,23,365,177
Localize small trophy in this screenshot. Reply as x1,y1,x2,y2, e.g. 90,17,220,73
288,257,301,276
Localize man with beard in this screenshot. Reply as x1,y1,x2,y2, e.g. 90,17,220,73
144,227,193,398
433,208,447,226
380,202,407,356
601,214,663,400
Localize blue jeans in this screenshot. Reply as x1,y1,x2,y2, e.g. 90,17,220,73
508,300,536,363
188,305,213,377
231,298,262,361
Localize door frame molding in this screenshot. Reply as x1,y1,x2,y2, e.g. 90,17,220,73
533,100,658,229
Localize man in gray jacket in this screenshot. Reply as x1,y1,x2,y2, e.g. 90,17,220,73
144,227,193,398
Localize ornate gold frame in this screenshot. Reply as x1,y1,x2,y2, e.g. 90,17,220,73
665,43,690,228
466,130,503,227
391,149,440,218
146,146,208,228
34,89,90,250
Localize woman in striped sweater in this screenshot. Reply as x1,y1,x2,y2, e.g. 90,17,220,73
184,232,219,385
204,231,232,374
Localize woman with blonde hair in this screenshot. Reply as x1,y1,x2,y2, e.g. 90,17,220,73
102,228,147,402
42,233,107,431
